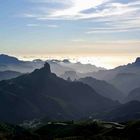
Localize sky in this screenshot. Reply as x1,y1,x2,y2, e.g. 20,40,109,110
0,0,140,68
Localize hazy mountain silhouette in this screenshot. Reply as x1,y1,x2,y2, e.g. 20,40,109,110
0,54,43,73
59,61,105,73
60,71,79,81
85,57,140,80
109,73,140,95
0,62,118,124
0,70,22,81
0,54,20,64
47,60,74,76
125,88,140,102
0,54,104,75
79,77,124,102
81,58,140,95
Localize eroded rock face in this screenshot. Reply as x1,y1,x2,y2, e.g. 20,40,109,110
32,62,51,76
43,62,51,73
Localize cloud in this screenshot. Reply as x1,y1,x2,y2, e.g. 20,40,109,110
26,23,40,27
86,26,140,34
24,0,140,20
23,0,110,20
23,0,140,33
47,24,59,28
49,0,109,19
71,39,86,42
26,23,59,28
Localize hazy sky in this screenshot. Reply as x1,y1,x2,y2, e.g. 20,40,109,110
0,0,140,68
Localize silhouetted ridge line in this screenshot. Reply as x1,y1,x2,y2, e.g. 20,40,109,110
0,62,119,124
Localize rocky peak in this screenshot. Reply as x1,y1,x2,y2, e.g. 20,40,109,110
32,62,51,77
135,57,140,64
41,62,51,73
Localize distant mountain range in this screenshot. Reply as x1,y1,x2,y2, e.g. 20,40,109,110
0,54,105,76
1,54,140,123
109,73,140,95
60,71,79,81
0,62,118,124
0,54,20,64
59,58,140,97
92,57,140,80
75,57,140,97
79,77,124,102
0,54,44,73
0,70,22,81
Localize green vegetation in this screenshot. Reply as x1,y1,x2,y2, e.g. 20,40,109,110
0,122,39,140
1,120,140,140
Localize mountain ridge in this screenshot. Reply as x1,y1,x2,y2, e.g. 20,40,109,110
0,54,105,75
79,77,124,102
0,62,118,124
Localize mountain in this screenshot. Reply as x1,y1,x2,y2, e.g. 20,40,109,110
91,57,140,81
40,59,105,76
133,57,140,66
0,54,44,73
100,101,140,122
84,57,140,95
60,71,79,81
0,70,22,81
109,73,140,95
79,77,124,102
0,54,105,75
125,88,140,102
0,54,20,64
0,62,118,124
58,61,105,73
47,60,74,76
58,57,140,96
